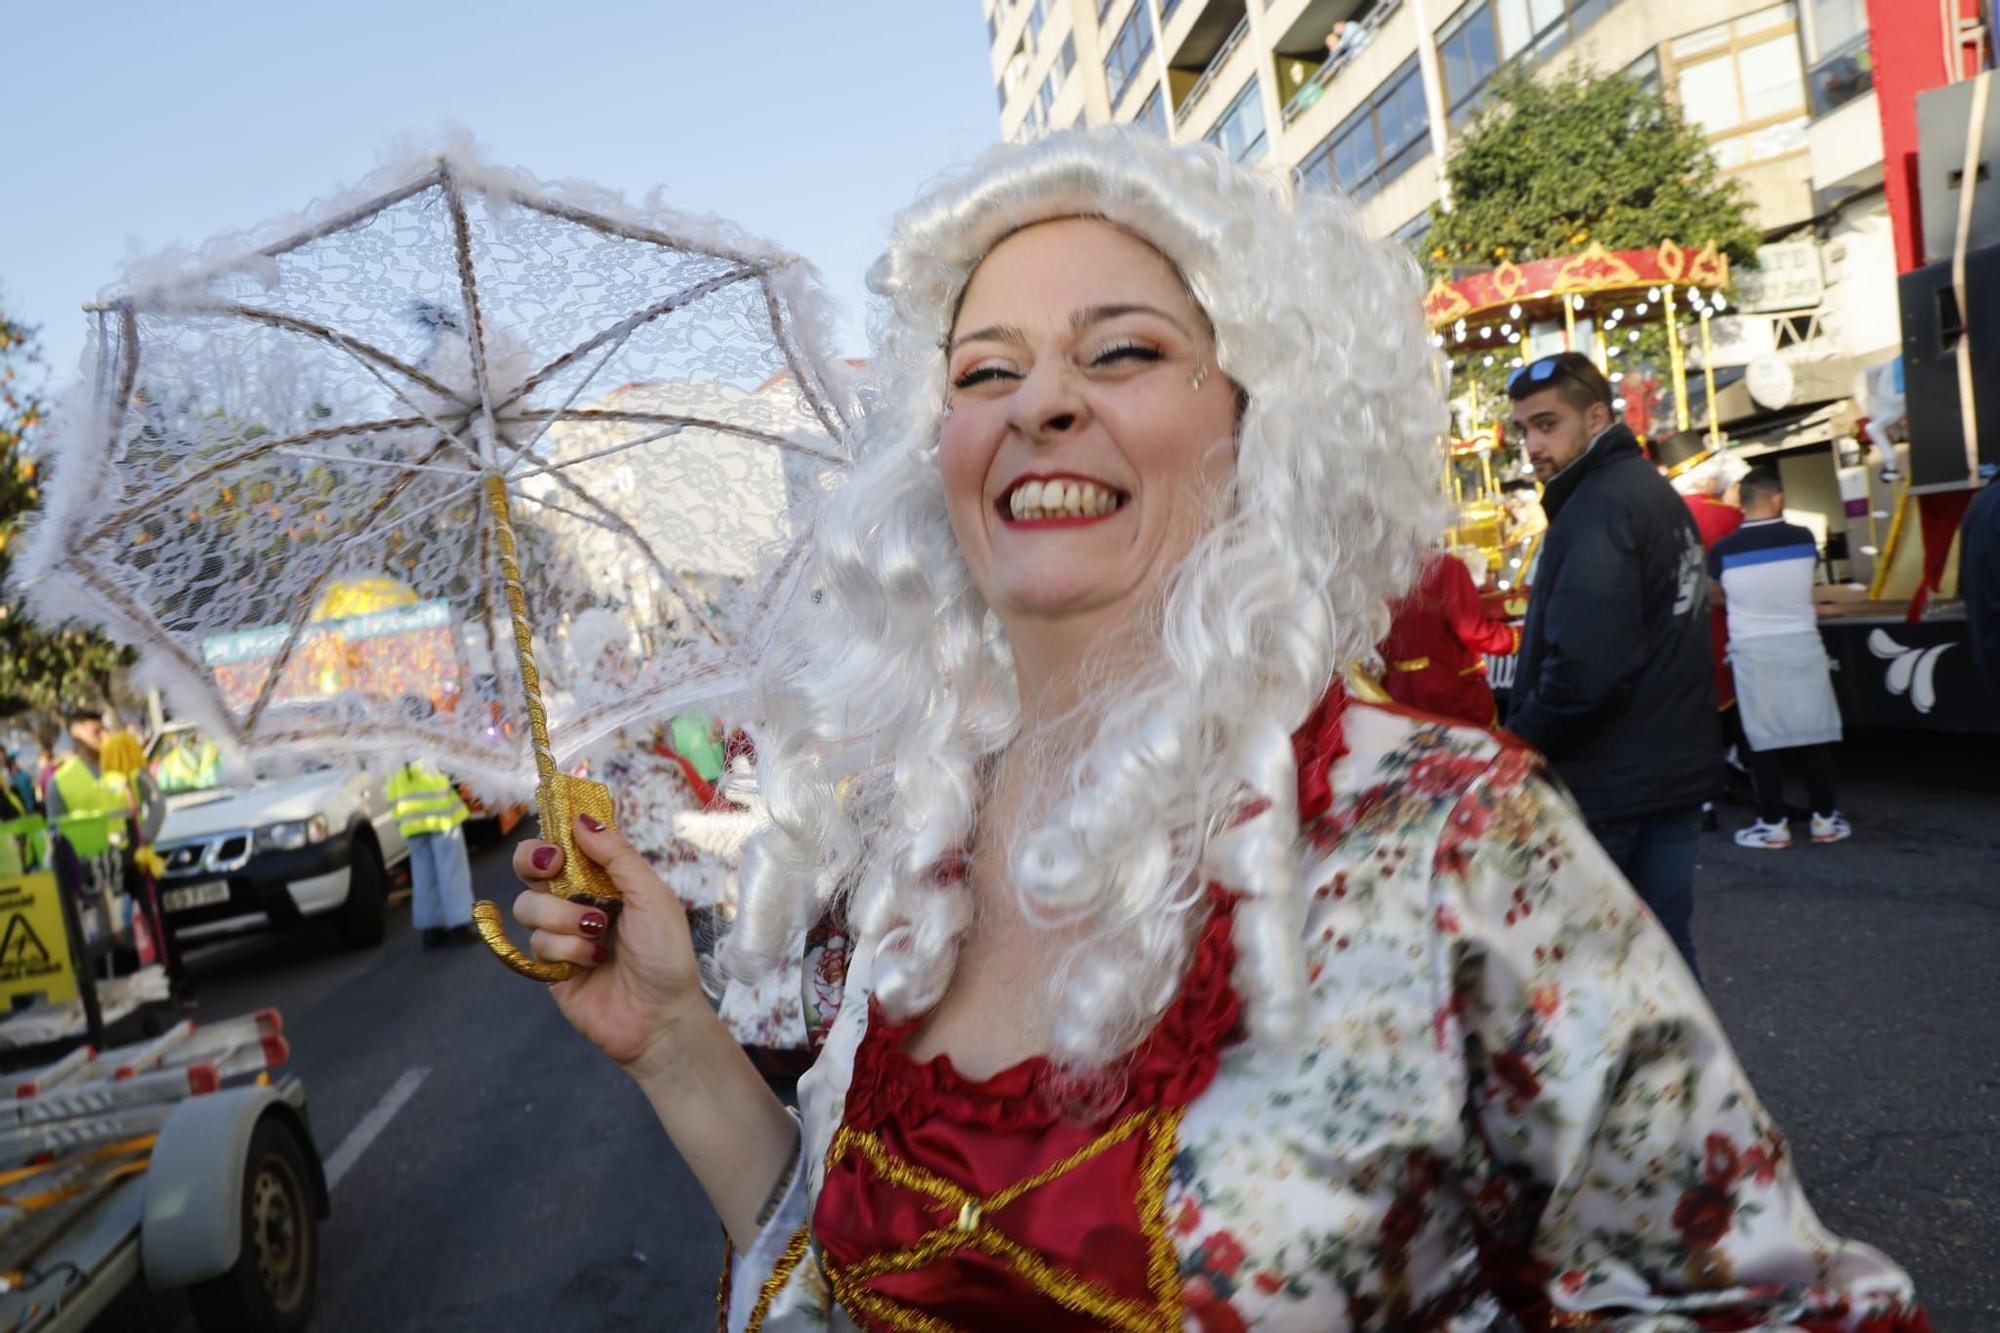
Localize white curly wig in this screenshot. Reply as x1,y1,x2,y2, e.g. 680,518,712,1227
1671,448,1752,499
723,129,1448,1069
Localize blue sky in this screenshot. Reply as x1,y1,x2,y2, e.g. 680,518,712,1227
1,1,1001,382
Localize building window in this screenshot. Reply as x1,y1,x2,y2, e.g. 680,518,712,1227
1136,84,1169,135
1040,36,1074,126
1104,3,1157,108
1392,211,1434,253
1624,48,1661,95
1026,0,1046,52
1439,3,1500,115
1803,0,1865,54
1205,78,1268,162
1666,5,1809,168
1099,0,1118,17
1162,0,1182,22
1000,34,1032,105
1297,57,1429,202
1437,0,1614,118
1801,0,1871,116
988,8,1000,44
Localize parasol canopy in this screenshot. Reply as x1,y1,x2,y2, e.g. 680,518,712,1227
15,145,854,803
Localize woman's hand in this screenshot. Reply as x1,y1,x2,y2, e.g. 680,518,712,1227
511,816,708,1080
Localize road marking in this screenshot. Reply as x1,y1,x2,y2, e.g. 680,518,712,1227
324,1066,430,1191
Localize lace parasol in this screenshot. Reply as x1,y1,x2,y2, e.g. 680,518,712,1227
17,145,852,802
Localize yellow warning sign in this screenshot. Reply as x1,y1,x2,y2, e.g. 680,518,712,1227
0,874,77,1007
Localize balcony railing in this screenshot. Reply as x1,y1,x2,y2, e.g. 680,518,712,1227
1280,0,1404,125
1174,14,1252,126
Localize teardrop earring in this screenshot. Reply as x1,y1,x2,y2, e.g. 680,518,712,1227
1189,363,1209,391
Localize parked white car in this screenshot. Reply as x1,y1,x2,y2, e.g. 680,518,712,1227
146,725,409,948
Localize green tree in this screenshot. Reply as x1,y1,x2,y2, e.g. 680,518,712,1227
1425,66,1762,425
0,298,134,741
1427,65,1762,275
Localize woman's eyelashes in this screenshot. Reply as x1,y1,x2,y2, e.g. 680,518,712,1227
1089,341,1162,369
952,364,1016,390
949,341,1166,391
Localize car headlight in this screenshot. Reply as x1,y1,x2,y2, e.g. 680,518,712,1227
255,815,330,853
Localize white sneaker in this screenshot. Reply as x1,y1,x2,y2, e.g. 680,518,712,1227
1810,811,1851,844
1734,818,1793,849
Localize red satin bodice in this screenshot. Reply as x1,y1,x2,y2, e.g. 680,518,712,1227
813,892,1240,1331
809,689,1352,1331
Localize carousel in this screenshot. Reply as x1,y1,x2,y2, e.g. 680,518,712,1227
1423,240,1734,605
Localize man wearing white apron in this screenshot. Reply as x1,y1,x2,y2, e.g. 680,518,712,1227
1707,467,1848,849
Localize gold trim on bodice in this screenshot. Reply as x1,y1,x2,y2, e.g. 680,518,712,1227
821,1106,1188,1332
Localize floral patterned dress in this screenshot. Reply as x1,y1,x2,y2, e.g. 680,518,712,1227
721,695,1924,1331
595,726,845,1060
597,734,738,909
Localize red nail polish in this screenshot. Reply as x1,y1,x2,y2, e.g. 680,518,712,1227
531,846,556,871
579,813,605,832
592,942,610,964
578,911,607,938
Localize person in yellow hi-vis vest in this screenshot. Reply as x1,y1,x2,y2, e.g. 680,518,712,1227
45,703,122,826
154,732,222,793
98,729,191,999
387,760,477,949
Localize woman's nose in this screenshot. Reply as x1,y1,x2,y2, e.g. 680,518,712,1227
1008,359,1086,440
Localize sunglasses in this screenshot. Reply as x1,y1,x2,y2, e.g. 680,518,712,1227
1506,357,1563,394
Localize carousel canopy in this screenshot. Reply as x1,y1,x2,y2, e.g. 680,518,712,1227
1424,240,1731,332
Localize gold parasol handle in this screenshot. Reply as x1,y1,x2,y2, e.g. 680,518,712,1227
471,901,577,983
473,473,622,984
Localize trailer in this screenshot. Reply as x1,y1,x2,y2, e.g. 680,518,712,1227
0,819,327,1331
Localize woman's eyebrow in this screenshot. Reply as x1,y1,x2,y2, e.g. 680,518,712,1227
1070,303,1188,335
947,323,1030,352
950,304,1191,352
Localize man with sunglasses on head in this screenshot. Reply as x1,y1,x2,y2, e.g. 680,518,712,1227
1504,352,1720,978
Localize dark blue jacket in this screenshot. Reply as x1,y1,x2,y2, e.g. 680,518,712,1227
1506,422,1721,822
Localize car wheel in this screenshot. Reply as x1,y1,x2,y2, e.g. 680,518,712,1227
335,833,387,949
187,1116,319,1333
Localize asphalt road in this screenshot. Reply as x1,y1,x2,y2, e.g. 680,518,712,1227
1689,730,1997,1331
112,831,728,1332
111,729,1995,1331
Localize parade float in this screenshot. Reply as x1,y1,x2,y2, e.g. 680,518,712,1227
1424,239,1734,611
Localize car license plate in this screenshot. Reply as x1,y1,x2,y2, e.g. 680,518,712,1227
163,881,229,913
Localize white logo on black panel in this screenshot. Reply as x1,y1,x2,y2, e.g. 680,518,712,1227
1672,534,1706,618
1867,630,1953,715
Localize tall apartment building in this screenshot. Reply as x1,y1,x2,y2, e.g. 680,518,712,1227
981,0,1895,529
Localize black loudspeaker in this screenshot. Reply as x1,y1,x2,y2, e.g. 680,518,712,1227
1898,245,2000,491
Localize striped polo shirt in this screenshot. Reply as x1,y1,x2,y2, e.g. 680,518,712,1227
1706,518,1820,642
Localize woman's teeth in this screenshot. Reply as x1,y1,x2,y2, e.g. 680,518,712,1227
1006,479,1123,520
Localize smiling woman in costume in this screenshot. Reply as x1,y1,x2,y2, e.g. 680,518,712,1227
509,132,1921,1330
